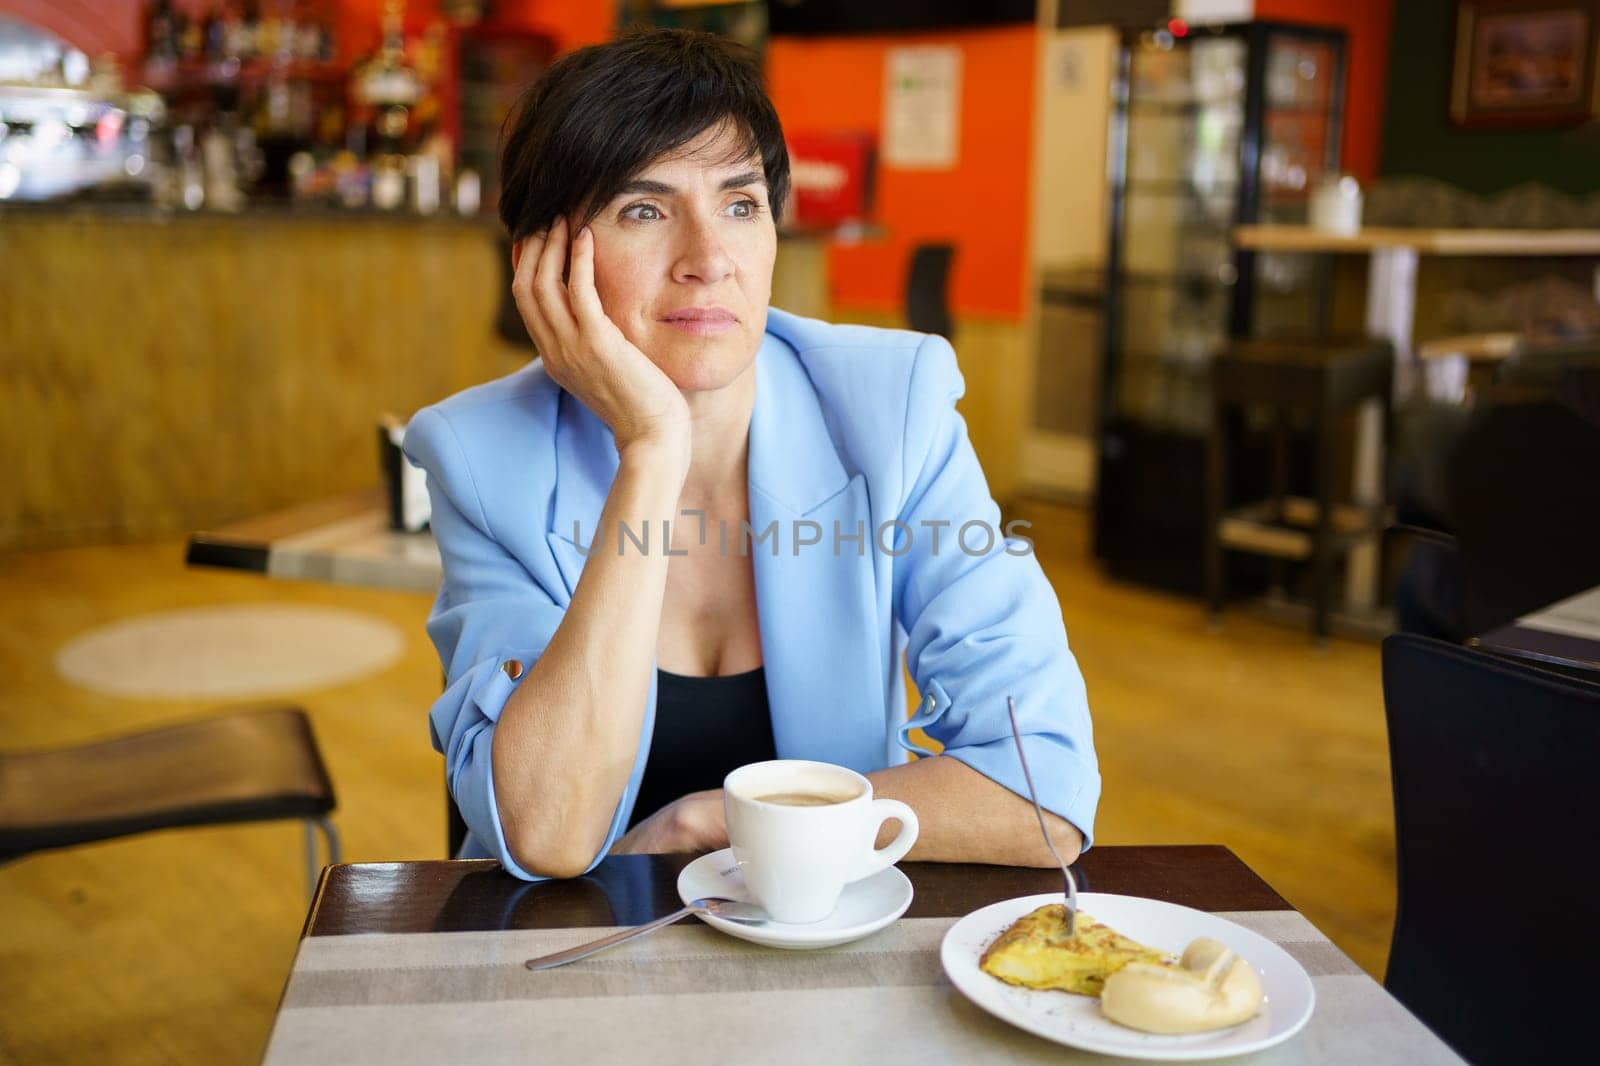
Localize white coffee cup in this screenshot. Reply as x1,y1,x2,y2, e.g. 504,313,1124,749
723,760,919,924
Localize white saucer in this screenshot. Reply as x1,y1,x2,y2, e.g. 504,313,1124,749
676,848,913,949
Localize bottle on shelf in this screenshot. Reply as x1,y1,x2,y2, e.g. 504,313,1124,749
173,124,206,210
144,0,180,86
353,0,422,154
202,4,226,62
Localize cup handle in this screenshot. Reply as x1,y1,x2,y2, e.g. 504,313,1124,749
850,798,919,882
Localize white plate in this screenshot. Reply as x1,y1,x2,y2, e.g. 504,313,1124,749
676,848,912,949
941,893,1315,1061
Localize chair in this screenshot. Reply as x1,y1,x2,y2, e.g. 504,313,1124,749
0,706,339,897
905,243,955,339
1448,400,1600,635
1380,635,1600,1064
1388,346,1600,641
1203,335,1394,639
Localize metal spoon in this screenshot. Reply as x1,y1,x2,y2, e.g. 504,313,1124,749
524,897,769,971
1007,695,1080,936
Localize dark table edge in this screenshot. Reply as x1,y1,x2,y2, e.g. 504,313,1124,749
300,845,1294,939
300,862,338,940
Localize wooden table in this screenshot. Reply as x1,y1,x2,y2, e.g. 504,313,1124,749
187,488,441,593
1231,225,1600,613
1231,225,1600,257
1232,225,1600,397
264,847,1461,1064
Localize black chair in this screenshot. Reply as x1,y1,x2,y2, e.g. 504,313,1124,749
1448,400,1600,636
1386,400,1472,640
1204,336,1394,639
0,706,339,896
1381,635,1600,1064
905,243,955,339
1389,342,1600,641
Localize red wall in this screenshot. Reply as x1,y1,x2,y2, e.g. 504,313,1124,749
340,0,613,65
0,0,144,59
767,26,1038,321
0,1,613,72
1254,0,1395,182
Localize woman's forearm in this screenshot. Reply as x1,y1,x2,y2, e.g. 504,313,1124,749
491,438,688,877
867,756,1084,867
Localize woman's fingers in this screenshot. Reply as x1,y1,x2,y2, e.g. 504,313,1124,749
565,224,612,334
512,231,555,353
532,215,577,345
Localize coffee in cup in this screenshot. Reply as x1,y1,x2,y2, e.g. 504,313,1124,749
723,760,919,924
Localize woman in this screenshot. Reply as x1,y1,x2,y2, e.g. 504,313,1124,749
405,28,1100,881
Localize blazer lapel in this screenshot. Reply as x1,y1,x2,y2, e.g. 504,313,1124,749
748,334,887,774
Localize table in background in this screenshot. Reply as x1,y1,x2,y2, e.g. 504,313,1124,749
265,846,1461,1065
1231,225,1600,614
1473,583,1600,674
187,488,440,593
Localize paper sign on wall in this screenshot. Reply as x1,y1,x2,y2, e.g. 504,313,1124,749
883,45,962,170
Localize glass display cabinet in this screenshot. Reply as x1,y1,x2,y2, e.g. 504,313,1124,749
1093,21,1346,594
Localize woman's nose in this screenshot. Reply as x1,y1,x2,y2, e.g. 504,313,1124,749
672,217,734,283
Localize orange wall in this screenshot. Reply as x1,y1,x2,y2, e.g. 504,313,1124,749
767,25,1037,320
1254,0,1394,182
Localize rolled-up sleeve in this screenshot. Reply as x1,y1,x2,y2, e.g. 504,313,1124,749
890,335,1102,847
405,406,567,880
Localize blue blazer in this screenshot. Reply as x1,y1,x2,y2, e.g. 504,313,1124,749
404,308,1101,879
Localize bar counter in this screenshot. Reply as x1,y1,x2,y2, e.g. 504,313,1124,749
0,203,834,550
1,204,525,549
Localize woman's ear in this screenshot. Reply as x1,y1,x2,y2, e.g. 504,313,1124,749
511,240,523,272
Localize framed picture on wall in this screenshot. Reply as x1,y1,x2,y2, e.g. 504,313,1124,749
1450,1,1599,126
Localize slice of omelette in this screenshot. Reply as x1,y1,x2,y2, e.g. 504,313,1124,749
978,904,1172,996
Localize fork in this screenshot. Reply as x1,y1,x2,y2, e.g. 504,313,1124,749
1006,695,1079,936
523,897,768,971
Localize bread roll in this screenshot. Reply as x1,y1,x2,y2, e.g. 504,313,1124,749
1099,936,1263,1034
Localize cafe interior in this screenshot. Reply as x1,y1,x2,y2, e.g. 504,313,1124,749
3,0,1598,1063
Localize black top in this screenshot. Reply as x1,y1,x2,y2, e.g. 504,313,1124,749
627,666,776,829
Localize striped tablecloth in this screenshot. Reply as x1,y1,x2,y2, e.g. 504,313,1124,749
264,911,1463,1065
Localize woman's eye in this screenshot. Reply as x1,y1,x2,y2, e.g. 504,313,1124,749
623,203,662,222
727,199,761,219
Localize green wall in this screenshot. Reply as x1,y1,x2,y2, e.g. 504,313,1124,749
1379,0,1600,194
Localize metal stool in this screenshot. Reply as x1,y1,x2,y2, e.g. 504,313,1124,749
1204,336,1393,640
0,706,339,897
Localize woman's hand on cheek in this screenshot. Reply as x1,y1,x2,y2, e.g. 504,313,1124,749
513,216,690,460
608,790,729,856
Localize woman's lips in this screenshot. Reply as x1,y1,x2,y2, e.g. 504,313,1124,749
660,307,737,336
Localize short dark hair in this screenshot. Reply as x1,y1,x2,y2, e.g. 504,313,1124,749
498,28,790,241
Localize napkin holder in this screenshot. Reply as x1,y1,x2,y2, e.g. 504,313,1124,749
378,414,431,533
1309,174,1363,236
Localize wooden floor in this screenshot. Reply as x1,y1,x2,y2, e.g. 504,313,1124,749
0,502,1395,1065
